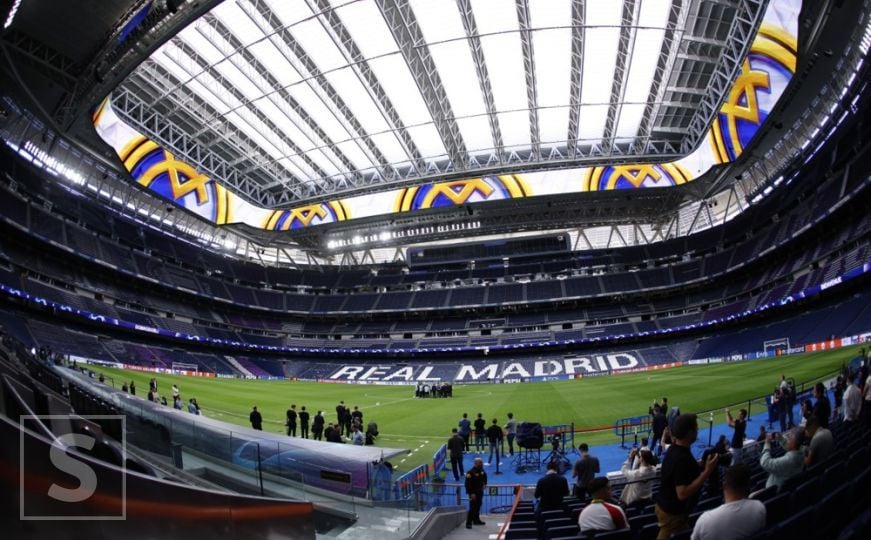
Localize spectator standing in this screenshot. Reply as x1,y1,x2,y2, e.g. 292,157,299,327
172,384,180,399
759,428,804,489
486,418,503,465
843,376,861,424
535,461,569,521
655,414,719,540
448,428,466,481
473,413,486,453
620,449,657,510
651,405,668,456
286,404,298,437
299,406,310,438
130,380,136,396
458,413,472,452
351,406,363,429
803,416,833,466
365,420,378,445
812,383,831,428
578,477,628,535
725,408,747,463
572,443,600,500
249,406,263,430
505,412,517,456
312,411,325,441
336,401,347,436
691,464,766,540
464,458,487,529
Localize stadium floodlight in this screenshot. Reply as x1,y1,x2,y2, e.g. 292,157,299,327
3,0,23,29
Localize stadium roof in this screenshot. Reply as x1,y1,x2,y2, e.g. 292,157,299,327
112,0,767,208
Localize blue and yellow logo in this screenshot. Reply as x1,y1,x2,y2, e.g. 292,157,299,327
584,163,693,191
393,175,530,212
120,135,234,224
709,24,797,163
262,201,350,230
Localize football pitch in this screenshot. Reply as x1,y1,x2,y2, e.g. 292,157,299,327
86,344,861,471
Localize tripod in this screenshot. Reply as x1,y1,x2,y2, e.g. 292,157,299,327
542,440,571,471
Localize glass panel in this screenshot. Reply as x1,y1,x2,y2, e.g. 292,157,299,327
334,0,400,59
290,18,349,73
577,104,609,142
428,41,487,118
497,110,531,148
263,0,314,28
323,67,391,134
456,116,495,152
538,106,570,144
213,2,266,47
528,0,571,29
581,1,622,107
533,28,572,108
370,131,410,163
410,0,466,42
287,84,354,149
405,124,447,159
615,103,645,138
470,0,518,35
367,54,432,126
623,28,667,104
248,40,303,89
479,33,527,112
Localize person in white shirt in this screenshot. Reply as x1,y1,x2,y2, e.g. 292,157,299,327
620,448,657,509
843,376,862,423
578,477,629,534
691,463,766,540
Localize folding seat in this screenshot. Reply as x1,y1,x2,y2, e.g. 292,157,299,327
792,476,822,508
836,508,871,540
763,492,792,527
628,513,658,530
545,517,574,530
546,525,579,539
639,522,660,540
695,496,722,512
505,527,539,540
592,530,633,540
774,507,814,538
668,529,692,540
749,485,778,502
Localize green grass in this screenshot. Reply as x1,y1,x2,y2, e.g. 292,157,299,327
86,345,859,471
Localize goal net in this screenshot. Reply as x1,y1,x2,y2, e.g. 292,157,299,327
763,337,790,354
171,362,199,374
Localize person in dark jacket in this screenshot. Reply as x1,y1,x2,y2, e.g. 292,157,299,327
249,406,263,430
465,458,487,529
448,428,466,481
312,411,325,440
535,460,569,513
299,406,310,438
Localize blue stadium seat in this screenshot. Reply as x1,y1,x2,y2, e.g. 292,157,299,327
837,508,871,540
591,529,633,540
505,527,539,540
773,507,814,539
763,492,792,527
546,525,579,539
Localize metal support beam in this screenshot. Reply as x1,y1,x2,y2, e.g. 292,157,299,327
515,0,541,160
374,0,469,170
602,0,638,155
457,0,504,162
309,0,426,175
567,0,585,158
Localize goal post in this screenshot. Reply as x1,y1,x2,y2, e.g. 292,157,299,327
763,337,790,354
171,362,199,374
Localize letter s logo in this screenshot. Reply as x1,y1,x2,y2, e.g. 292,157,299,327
48,434,98,503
